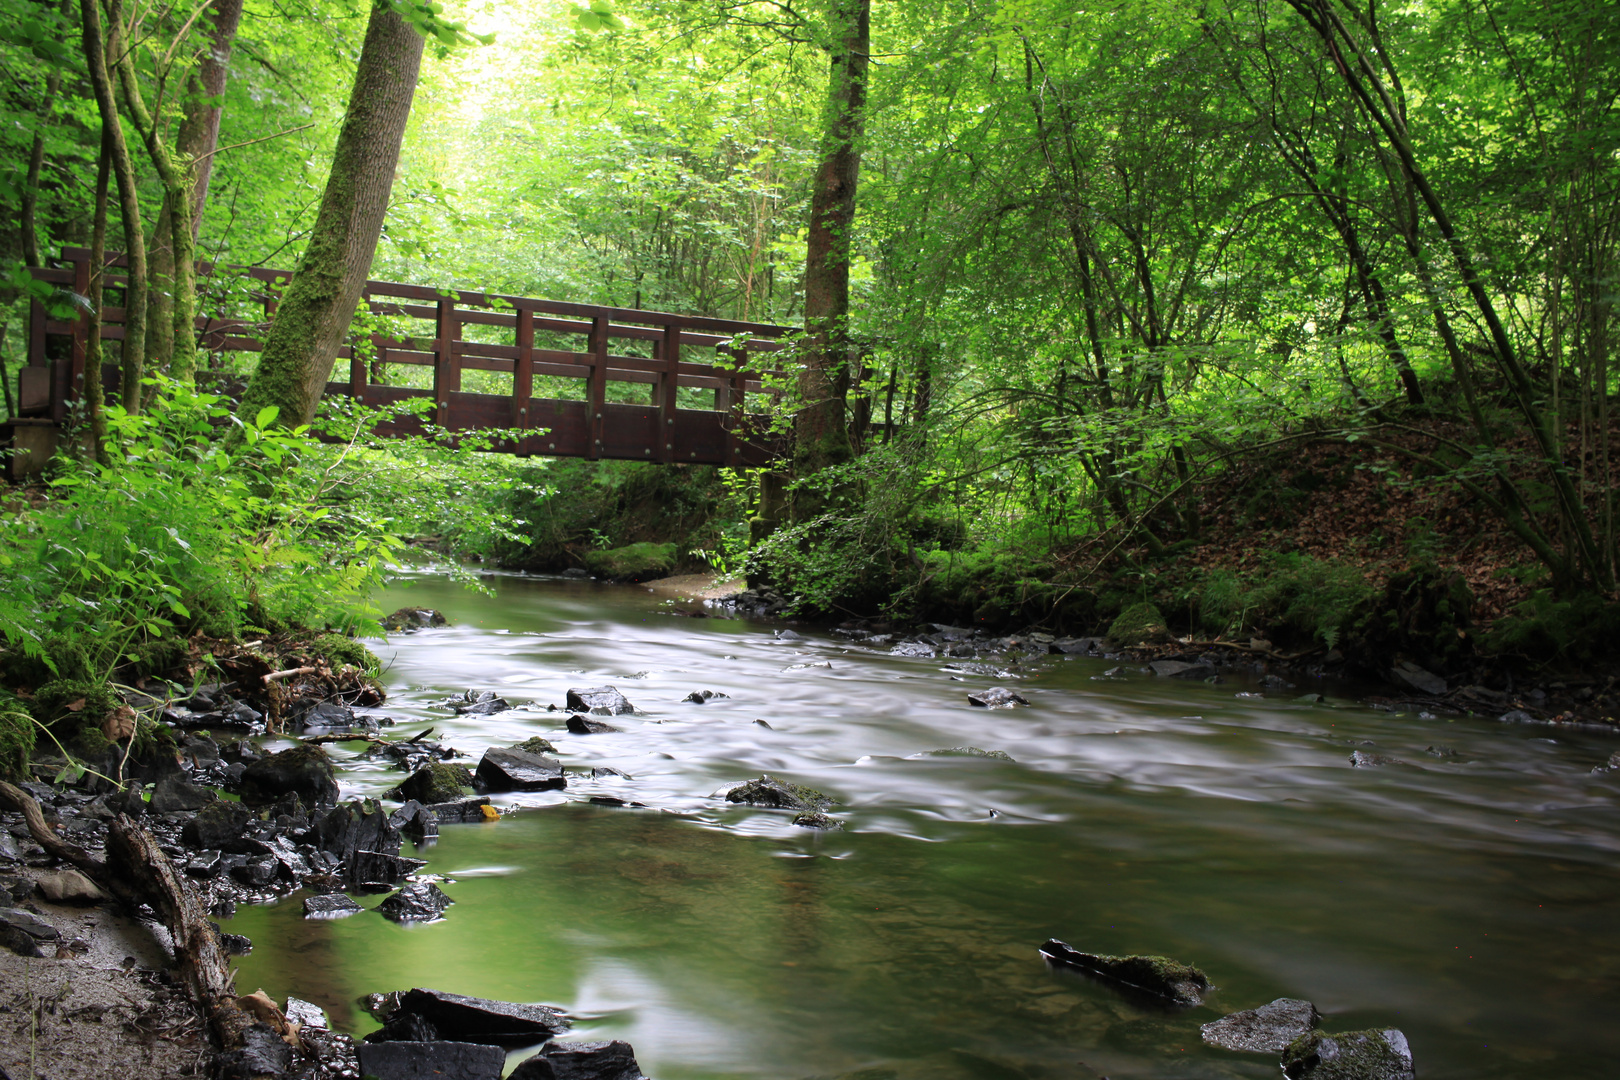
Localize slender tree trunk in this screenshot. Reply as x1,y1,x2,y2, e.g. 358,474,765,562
145,0,244,375
18,0,70,269
84,129,110,462
235,0,425,429
793,0,869,498
80,0,145,414
109,0,200,387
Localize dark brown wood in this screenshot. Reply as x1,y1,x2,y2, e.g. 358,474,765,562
587,314,609,460
658,321,681,464
434,297,459,427
514,308,535,448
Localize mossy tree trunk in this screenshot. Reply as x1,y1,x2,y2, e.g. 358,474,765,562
235,0,425,430
80,0,146,414
144,0,244,379
793,0,869,516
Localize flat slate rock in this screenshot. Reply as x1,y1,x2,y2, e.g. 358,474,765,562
1039,940,1209,1006
357,1040,505,1080
565,686,635,715
510,1039,646,1080
1389,662,1446,696
304,892,364,918
476,747,566,792
566,714,621,734
395,987,571,1040
967,686,1030,708
1281,1028,1415,1080
1148,660,1217,679
1202,998,1320,1053
0,907,59,941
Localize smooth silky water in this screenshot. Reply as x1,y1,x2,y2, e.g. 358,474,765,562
225,571,1620,1079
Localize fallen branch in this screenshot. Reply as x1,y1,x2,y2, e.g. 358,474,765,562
262,666,316,685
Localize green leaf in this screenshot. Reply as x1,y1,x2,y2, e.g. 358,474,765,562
255,405,281,430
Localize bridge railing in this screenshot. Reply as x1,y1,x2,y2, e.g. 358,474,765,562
20,247,795,466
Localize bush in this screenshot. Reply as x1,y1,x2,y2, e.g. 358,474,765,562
1483,591,1620,664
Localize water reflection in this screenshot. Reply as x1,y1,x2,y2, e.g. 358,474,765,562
228,571,1620,1078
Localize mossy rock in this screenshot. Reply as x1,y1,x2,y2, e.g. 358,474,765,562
121,637,189,681
0,698,35,782
1108,601,1168,646
513,736,557,756
1281,1027,1414,1079
725,775,831,811
31,679,118,729
584,542,678,582
396,761,475,804
311,633,381,676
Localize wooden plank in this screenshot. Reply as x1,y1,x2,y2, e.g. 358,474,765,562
28,299,46,368
433,298,459,427
658,320,681,463
514,308,534,445
724,347,747,466
63,250,90,421
586,315,609,460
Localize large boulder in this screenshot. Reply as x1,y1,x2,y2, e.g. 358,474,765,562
1039,940,1208,1006
356,1041,504,1080
565,687,634,715
238,743,339,807
476,747,565,792
1202,998,1320,1053
510,1040,646,1080
1281,1028,1414,1080
390,988,571,1042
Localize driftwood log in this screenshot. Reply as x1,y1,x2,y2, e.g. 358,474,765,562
0,780,284,1078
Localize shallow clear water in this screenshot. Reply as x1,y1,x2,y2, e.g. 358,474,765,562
226,571,1620,1079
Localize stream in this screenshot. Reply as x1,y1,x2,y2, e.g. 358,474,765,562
223,571,1620,1079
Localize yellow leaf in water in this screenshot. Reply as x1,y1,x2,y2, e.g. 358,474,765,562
480,804,500,821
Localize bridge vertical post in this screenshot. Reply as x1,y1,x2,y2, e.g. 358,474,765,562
433,297,459,428
721,346,747,468
55,250,91,422
349,290,369,400
586,314,608,460
513,307,534,455
658,320,680,463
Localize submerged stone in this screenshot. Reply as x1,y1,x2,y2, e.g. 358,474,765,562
1039,940,1209,1006
791,811,843,830
565,686,635,715
476,747,566,792
304,892,364,918
1148,660,1217,680
921,747,1015,761
566,714,621,734
682,690,730,703
1349,750,1407,768
967,687,1029,708
725,775,831,812
356,1040,503,1080
1201,998,1320,1053
509,1039,646,1080
1281,1028,1415,1080
394,987,571,1041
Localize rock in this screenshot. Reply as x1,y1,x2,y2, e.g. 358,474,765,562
1201,998,1320,1053
1389,661,1446,696
1108,601,1169,646
422,797,495,823
310,800,422,889
218,930,253,955
35,868,107,904
1592,751,1620,774
297,700,359,732
1499,709,1538,724
217,1023,294,1080
1425,745,1460,758
232,855,280,887
725,775,831,811
0,907,60,942
1050,637,1103,655
565,686,634,715
566,714,621,734
752,719,773,729
392,987,571,1041
0,832,18,862
561,567,589,579
390,800,441,841
583,542,677,582
357,1041,505,1080
1039,940,1209,1006
383,607,450,631
476,747,566,792
791,811,843,829
398,763,475,804
1149,660,1217,679
590,766,630,779
367,1010,441,1043
183,800,255,849
682,690,729,703
187,850,224,877
239,743,340,807
305,892,365,918
377,882,453,922
458,697,511,717
510,1039,646,1080
285,996,330,1030
513,736,558,755
1349,750,1406,767
150,775,216,814
921,747,1015,761
967,687,1029,708
1281,1028,1414,1080
774,629,804,641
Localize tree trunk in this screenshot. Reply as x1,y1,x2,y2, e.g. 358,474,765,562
793,0,869,503
18,0,70,269
145,0,245,376
84,127,111,461
235,0,425,429
80,0,146,414
109,0,200,387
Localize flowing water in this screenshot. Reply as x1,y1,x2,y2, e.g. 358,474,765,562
225,571,1620,1079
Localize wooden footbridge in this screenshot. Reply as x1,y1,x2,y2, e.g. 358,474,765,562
6,247,796,477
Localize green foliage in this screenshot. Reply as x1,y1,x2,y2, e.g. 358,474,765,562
584,542,678,582
1245,555,1378,649
311,634,382,677
0,693,35,781
1483,592,1620,665
1108,602,1168,646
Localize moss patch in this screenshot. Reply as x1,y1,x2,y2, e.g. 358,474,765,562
311,633,382,676
0,698,35,781
584,542,678,582
1108,601,1168,646
396,761,475,804
513,736,557,756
